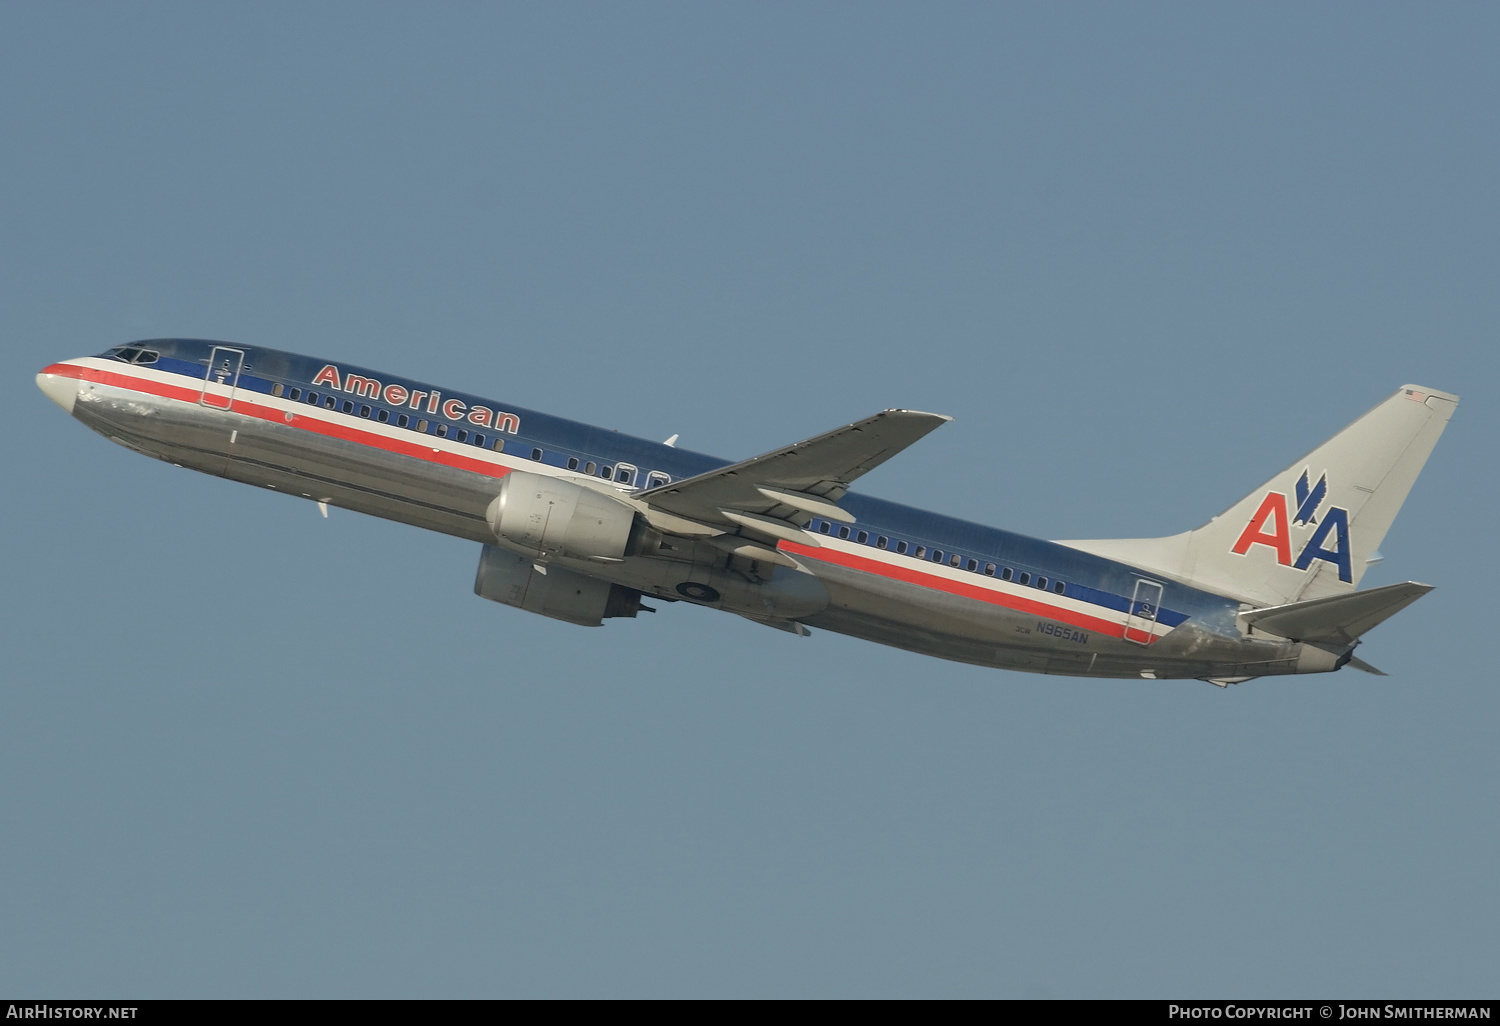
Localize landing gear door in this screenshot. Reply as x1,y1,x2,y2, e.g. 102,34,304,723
1124,578,1164,645
199,346,245,410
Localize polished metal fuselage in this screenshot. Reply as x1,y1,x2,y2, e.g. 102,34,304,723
58,367,1327,682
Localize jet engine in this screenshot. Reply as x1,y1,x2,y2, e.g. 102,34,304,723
486,471,659,560
474,544,644,626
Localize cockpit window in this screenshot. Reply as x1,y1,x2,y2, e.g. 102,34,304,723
107,347,159,365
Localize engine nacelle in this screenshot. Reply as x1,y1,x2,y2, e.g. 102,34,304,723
474,544,643,626
486,471,658,560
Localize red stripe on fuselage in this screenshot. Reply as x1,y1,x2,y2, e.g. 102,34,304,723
42,362,514,479
46,361,1159,642
778,539,1139,642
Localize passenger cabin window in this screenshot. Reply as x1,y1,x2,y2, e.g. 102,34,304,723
932,550,944,562
600,465,613,478
436,424,448,438
531,448,544,461
1053,580,1065,595
341,400,354,414
877,536,888,549
290,388,302,402
583,461,594,474
1001,568,1014,582
378,410,389,423
857,531,869,544
397,414,409,427
306,391,319,404
965,558,978,572
492,438,505,452
360,405,371,418
949,553,961,567
819,522,831,535
416,419,428,433
645,471,671,489
1018,572,1031,586
984,563,996,576
896,541,909,555
473,434,485,447
456,429,468,442
567,457,579,471
323,396,336,409
615,465,635,485
1036,576,1047,590
838,526,851,540
914,546,926,559
271,383,284,397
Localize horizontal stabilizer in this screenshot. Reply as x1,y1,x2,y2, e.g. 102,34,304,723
1238,581,1433,646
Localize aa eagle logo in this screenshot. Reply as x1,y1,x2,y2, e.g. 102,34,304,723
1231,469,1353,583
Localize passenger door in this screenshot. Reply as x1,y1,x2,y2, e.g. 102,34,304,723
199,346,245,410
1124,578,1164,645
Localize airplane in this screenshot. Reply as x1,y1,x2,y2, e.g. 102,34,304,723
36,340,1458,686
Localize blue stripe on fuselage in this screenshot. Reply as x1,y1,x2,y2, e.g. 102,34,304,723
101,339,1240,632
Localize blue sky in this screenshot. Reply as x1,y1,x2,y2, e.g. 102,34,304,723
2,2,1495,997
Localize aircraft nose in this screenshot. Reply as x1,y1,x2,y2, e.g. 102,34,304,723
36,367,79,415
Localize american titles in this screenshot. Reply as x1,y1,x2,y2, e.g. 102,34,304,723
310,364,519,433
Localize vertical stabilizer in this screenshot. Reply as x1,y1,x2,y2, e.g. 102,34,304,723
1059,385,1458,607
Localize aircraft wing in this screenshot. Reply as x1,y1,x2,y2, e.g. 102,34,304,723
637,409,951,531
